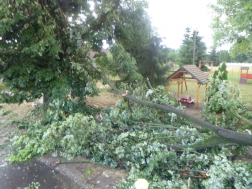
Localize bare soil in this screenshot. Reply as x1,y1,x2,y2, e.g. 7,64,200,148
86,91,121,108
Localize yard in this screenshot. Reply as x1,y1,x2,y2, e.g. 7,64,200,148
0,65,252,188
167,65,252,103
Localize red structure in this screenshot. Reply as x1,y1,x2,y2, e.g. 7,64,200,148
239,67,252,84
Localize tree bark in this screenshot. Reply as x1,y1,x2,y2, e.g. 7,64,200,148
43,93,50,104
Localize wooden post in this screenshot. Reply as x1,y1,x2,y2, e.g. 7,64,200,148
205,84,208,102
199,61,201,70
177,81,180,99
167,82,173,93
181,80,183,93
181,73,185,93
211,61,213,75
196,84,200,109
185,81,188,91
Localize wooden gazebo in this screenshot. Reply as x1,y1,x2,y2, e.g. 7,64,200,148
166,65,208,108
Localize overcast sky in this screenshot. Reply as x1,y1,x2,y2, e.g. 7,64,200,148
146,0,230,52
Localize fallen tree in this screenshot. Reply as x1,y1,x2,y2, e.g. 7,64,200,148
122,94,252,146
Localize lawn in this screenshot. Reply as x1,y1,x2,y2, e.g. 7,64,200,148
0,83,6,91
167,65,252,102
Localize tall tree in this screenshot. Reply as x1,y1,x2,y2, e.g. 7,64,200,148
211,0,252,55
208,48,220,66
113,7,170,86
0,0,146,106
135,35,169,86
179,28,207,70
219,50,231,63
167,49,179,63
232,51,252,63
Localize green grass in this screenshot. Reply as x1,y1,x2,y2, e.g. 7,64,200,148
96,75,120,88
0,83,6,91
168,65,252,102
225,66,252,101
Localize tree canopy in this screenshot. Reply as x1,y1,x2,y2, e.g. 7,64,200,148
114,7,170,86
211,0,252,54
0,0,149,106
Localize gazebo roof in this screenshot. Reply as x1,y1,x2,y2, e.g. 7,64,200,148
240,67,249,70
166,65,208,84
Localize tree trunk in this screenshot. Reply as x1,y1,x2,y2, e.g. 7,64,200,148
43,93,50,104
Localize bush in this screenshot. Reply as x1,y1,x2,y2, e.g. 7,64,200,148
213,62,228,80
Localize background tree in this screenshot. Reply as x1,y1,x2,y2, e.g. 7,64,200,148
233,53,249,63
219,50,232,63
113,7,170,86
179,28,208,70
167,48,179,63
231,51,252,63
211,0,252,54
208,48,221,66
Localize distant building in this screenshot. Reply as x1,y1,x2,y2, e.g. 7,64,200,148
88,48,110,59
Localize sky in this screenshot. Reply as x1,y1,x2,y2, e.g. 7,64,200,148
146,0,231,52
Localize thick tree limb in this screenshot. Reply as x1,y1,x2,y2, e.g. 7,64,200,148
229,110,252,128
146,77,169,106
190,136,234,151
95,67,123,94
156,167,209,174
122,94,252,146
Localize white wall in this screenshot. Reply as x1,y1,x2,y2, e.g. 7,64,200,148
220,63,252,67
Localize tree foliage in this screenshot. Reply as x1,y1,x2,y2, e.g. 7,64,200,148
167,49,179,63
202,71,252,130
208,48,221,66
8,83,252,188
211,0,252,54
0,0,147,106
232,51,252,63
179,28,208,71
113,7,170,86
213,62,228,81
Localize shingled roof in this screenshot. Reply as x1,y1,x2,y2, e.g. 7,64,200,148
88,48,110,59
166,65,208,84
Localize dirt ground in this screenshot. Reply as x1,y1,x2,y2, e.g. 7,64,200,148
181,102,204,119
86,90,121,109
